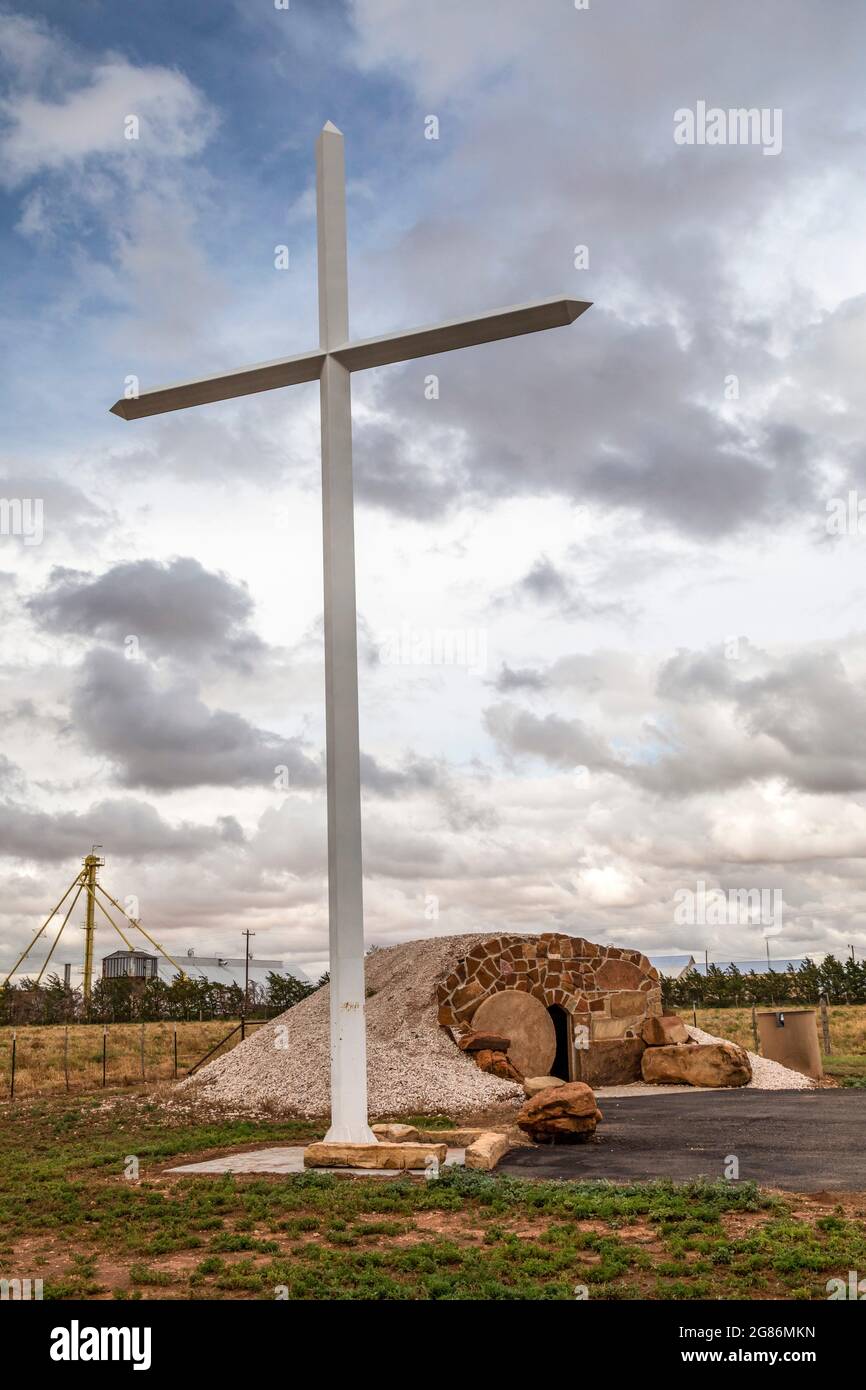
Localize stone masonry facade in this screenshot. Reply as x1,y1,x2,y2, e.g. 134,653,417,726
435,933,663,1078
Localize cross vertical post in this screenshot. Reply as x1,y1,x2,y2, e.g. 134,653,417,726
108,121,591,1146
316,122,375,1143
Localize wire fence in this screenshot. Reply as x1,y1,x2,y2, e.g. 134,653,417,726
1,1018,269,1100
4,1004,863,1102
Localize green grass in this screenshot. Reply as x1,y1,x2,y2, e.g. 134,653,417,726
1,1091,865,1300
823,1055,866,1087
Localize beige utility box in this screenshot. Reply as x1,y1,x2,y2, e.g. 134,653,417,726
756,1008,823,1079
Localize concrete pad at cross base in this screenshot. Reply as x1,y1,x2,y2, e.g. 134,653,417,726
167,1147,307,1174
166,1145,465,1177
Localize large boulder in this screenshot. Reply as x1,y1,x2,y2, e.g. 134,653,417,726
516,1081,603,1144
641,1041,752,1088
641,1014,690,1046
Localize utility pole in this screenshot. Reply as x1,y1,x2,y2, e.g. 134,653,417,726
82,847,105,1010
242,930,255,1018
850,944,856,963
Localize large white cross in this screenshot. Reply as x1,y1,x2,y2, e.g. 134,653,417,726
111,122,591,1143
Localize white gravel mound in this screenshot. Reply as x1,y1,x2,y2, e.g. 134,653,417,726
181,935,524,1119
686,1025,818,1090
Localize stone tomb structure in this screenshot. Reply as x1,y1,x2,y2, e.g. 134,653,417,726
436,933,663,1086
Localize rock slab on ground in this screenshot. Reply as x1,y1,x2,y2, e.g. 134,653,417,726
457,1030,512,1052
371,1123,420,1143
516,1081,603,1144
641,1014,690,1046
523,1075,566,1097
641,1040,752,1088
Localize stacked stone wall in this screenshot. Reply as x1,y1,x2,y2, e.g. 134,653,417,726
435,933,662,1046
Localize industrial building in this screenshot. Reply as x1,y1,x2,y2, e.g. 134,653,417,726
102,949,159,981
99,947,310,991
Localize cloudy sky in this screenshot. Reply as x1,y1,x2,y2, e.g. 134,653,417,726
2,0,866,983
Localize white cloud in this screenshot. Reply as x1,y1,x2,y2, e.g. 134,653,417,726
2,1,866,979
0,41,215,186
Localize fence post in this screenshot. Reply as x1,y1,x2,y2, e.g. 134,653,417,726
64,1025,69,1092
102,1026,107,1088
10,1030,16,1100
185,1022,242,1077
751,1003,759,1053
140,1020,145,1082
819,994,832,1056
241,1016,246,1042
173,1028,178,1079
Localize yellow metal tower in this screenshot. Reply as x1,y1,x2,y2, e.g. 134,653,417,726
81,849,105,1004
2,849,186,997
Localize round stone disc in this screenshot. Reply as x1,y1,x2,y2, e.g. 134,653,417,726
470,989,557,1078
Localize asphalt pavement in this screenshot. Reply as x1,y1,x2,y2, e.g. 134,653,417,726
497,1088,866,1190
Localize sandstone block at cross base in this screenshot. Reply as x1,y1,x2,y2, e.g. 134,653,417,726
465,1131,511,1171
516,1082,603,1144
304,1142,447,1170
641,1014,690,1046
371,1123,420,1143
523,1075,566,1098
417,1128,485,1146
641,1041,752,1088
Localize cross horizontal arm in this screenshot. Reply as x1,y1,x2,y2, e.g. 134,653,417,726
331,296,591,373
109,347,327,420
108,297,591,421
